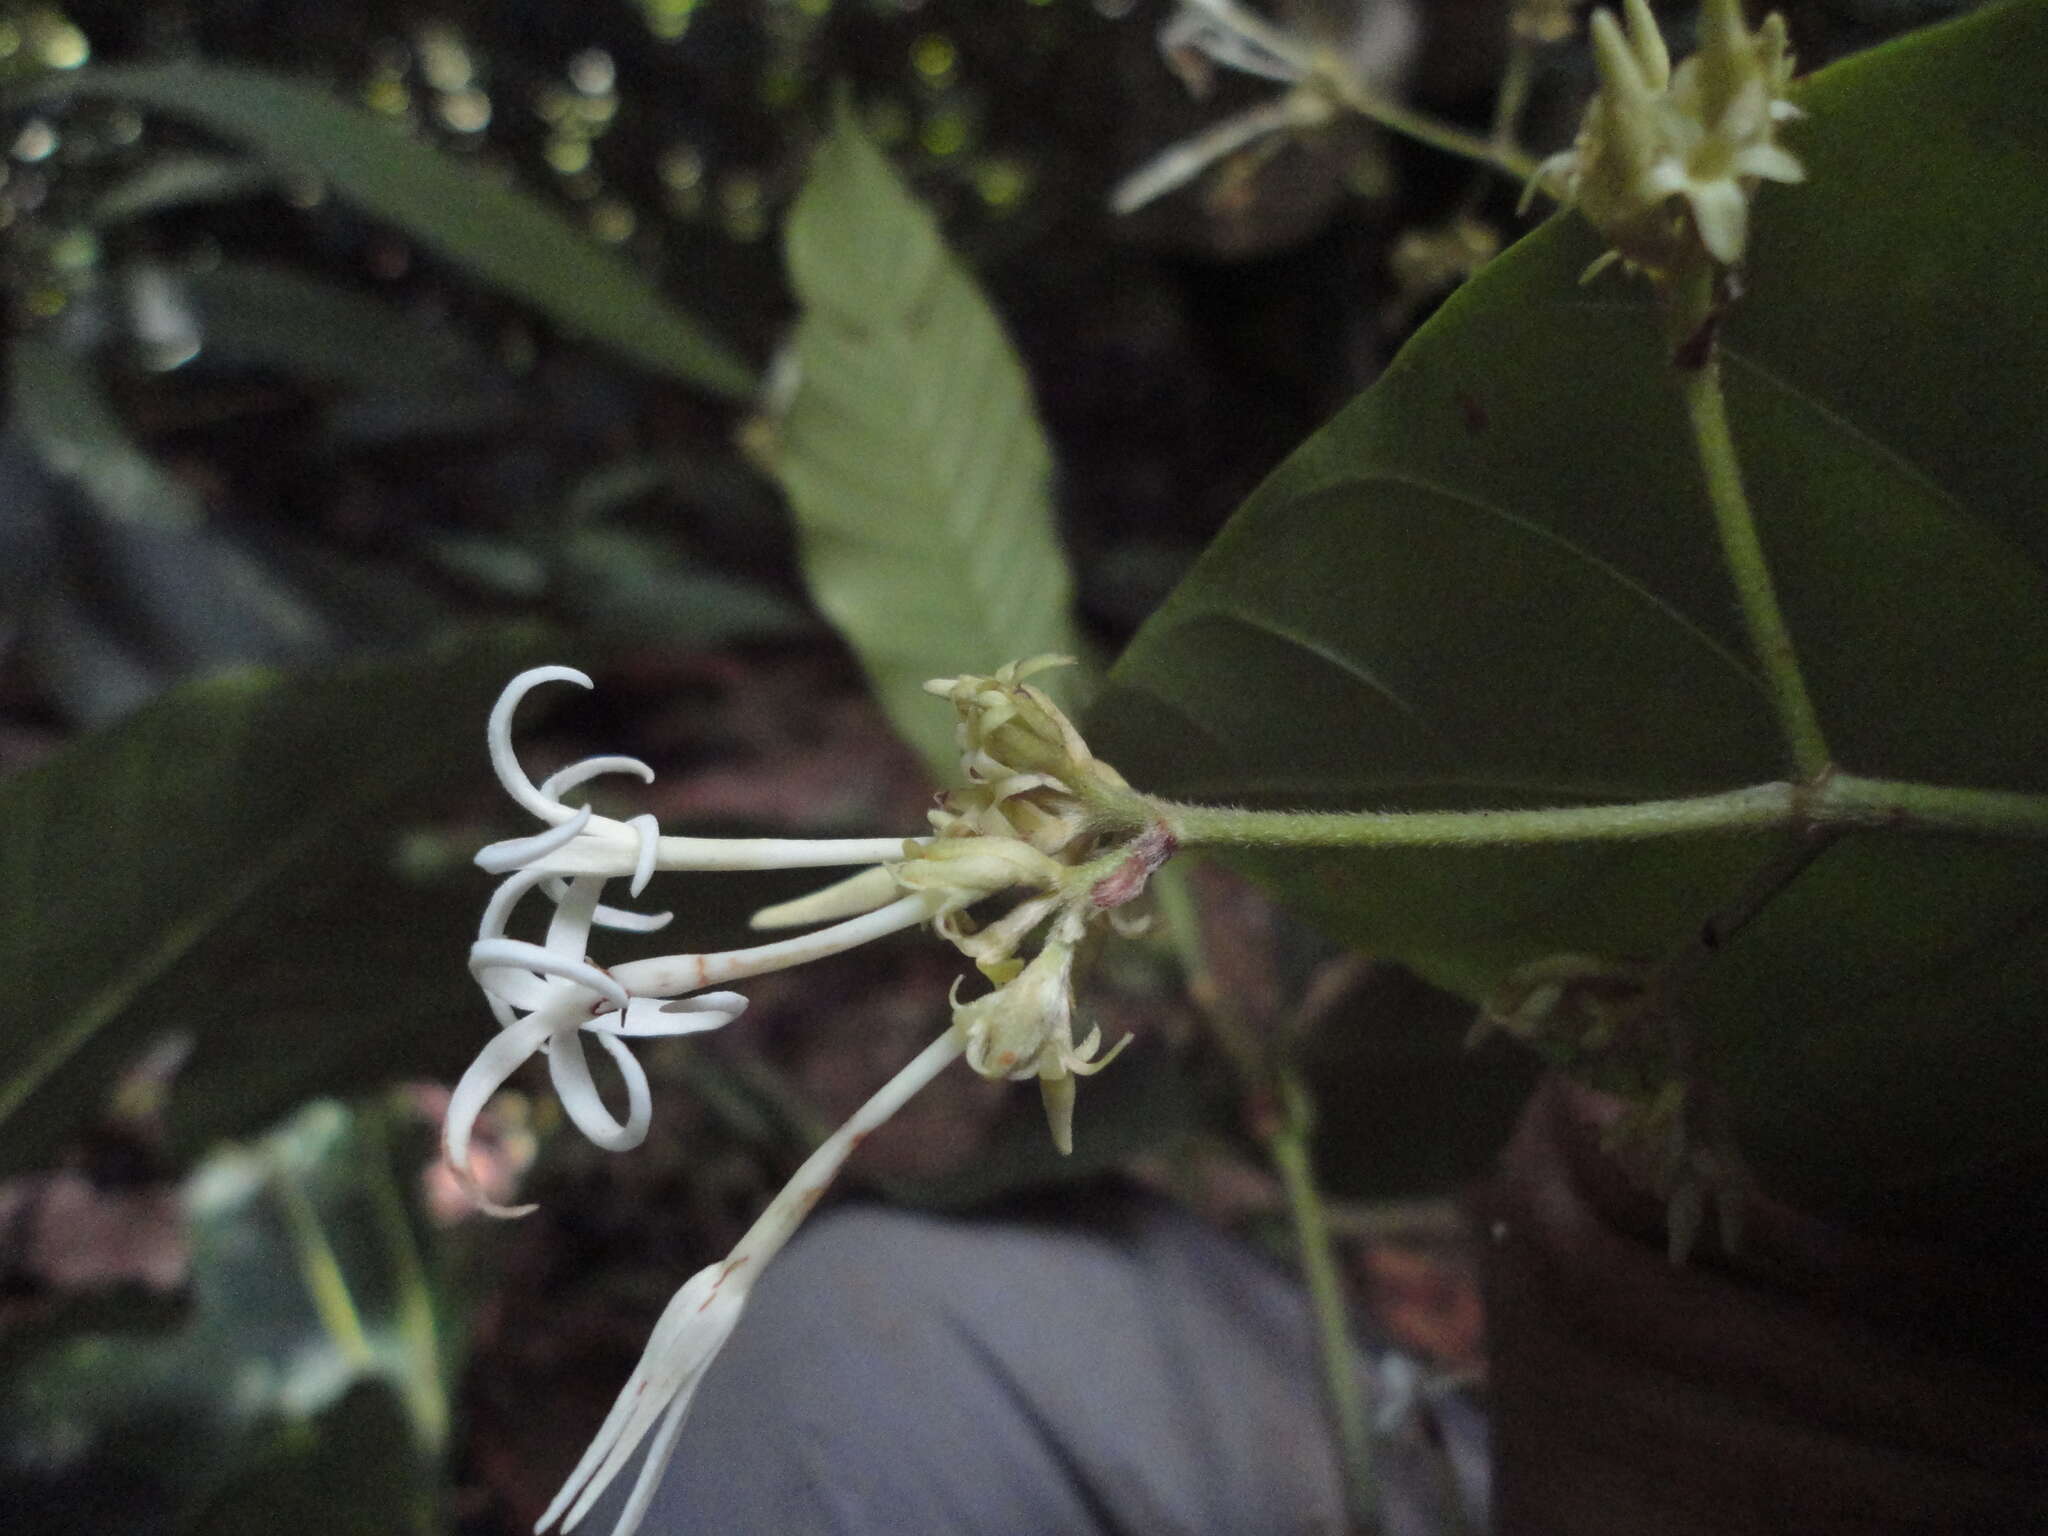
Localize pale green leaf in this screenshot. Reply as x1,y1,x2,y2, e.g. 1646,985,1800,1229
768,105,1087,776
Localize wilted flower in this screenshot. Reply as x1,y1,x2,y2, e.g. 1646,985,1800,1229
1529,0,1803,278
949,910,1132,1154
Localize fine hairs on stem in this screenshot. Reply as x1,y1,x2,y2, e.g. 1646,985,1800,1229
1084,776,2048,855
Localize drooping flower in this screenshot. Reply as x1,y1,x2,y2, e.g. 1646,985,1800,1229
537,1028,967,1535
1529,0,1803,278
949,909,1132,1155
1110,0,1417,216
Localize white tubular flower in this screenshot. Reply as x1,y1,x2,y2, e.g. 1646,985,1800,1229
538,1028,968,1536
448,668,938,1215
1529,0,1803,278
607,893,934,997
477,667,915,886
455,667,1168,1201
445,862,749,1216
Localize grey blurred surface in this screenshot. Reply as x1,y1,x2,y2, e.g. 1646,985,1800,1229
584,1186,1487,1535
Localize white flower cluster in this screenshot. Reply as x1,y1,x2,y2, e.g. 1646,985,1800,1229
449,662,1168,1536
914,657,1157,1150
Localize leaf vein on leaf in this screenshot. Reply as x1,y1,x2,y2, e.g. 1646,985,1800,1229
1206,603,1427,721
1341,467,1764,691
1720,348,1965,517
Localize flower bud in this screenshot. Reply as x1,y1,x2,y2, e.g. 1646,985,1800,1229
892,835,1065,918
925,656,1125,797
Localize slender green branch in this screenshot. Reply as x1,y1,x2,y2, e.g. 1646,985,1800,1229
1269,1072,1380,1536
1825,776,2048,840
1134,783,1799,849
1325,74,1539,182
1087,773,2048,854
1149,865,1267,1085
1681,356,1831,779
1155,866,1376,1527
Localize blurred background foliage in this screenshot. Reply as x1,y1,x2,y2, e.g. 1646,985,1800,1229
0,0,1990,1530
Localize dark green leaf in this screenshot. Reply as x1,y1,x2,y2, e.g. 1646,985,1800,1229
13,336,204,531
767,104,1088,776
18,62,753,398
0,628,546,1175
1095,1,2048,1211
180,261,498,400
90,152,276,225
556,527,812,646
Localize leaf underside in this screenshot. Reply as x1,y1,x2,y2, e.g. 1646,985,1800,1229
1095,1,2048,1211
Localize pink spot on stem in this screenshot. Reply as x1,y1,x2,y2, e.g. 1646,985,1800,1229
1091,823,1178,908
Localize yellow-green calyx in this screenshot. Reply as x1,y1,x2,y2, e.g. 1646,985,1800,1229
911,658,1153,1151
1529,0,1803,281
891,836,1068,920
912,654,1160,962
753,657,1163,1158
